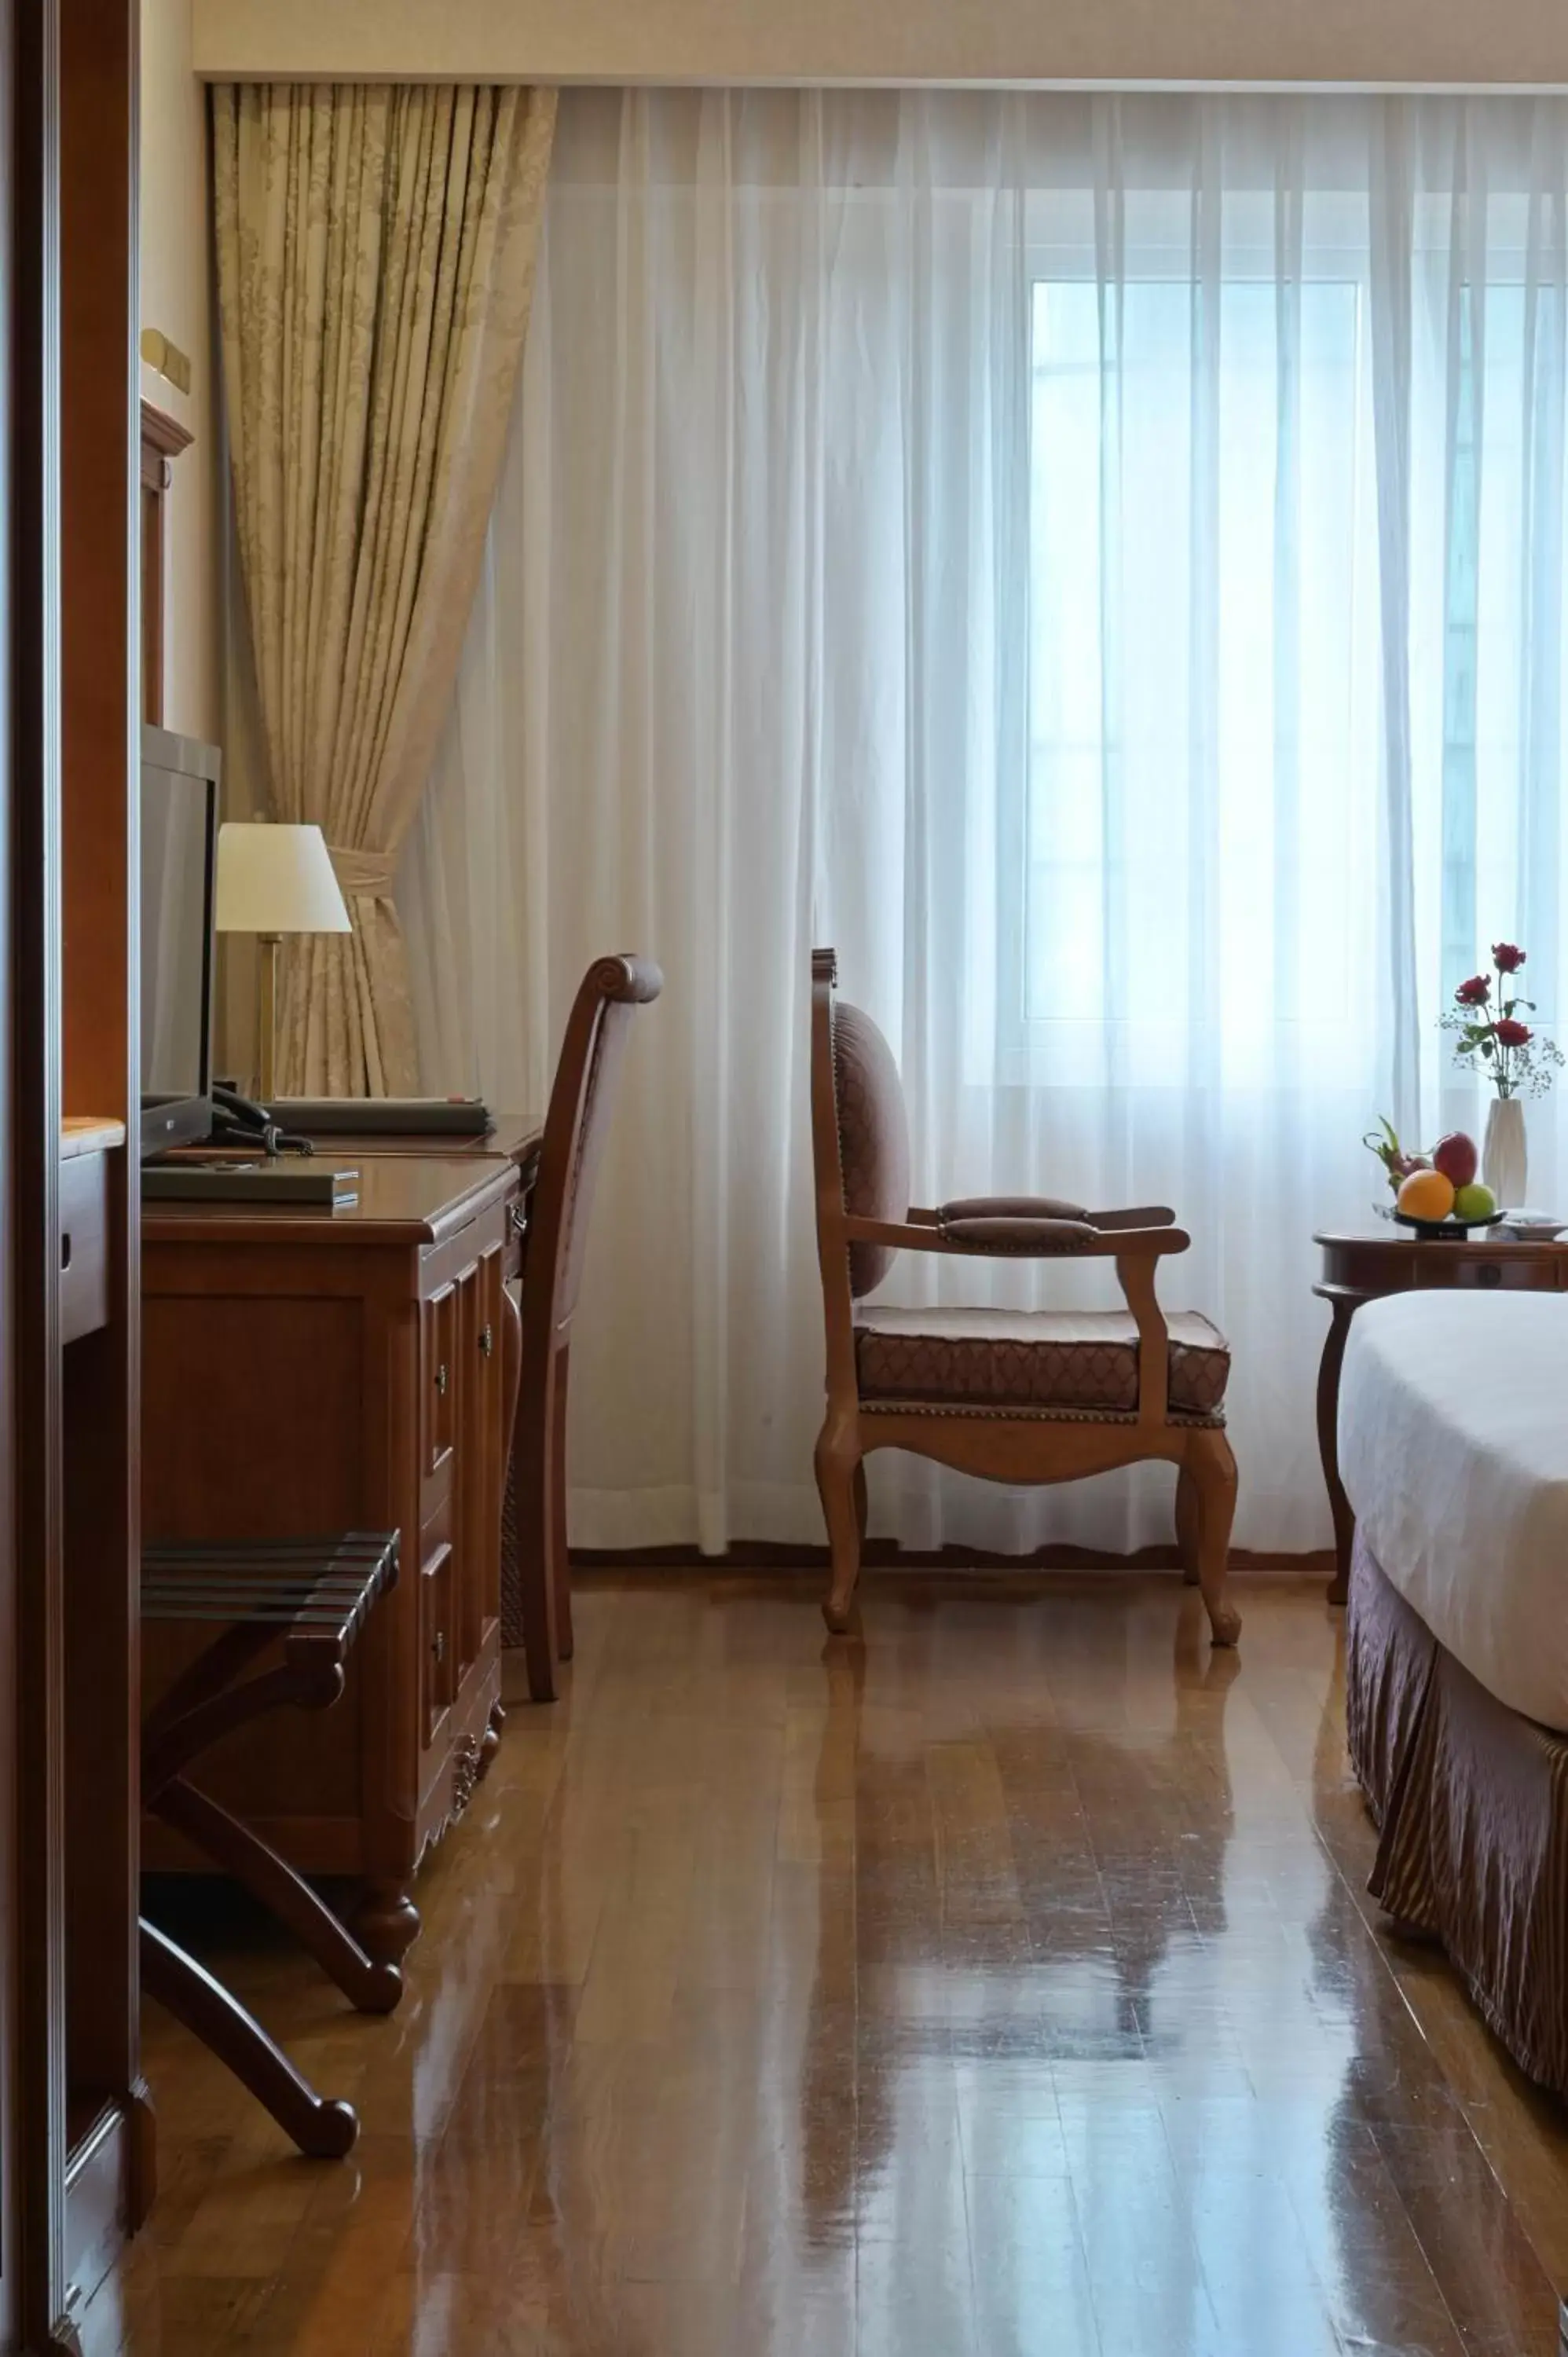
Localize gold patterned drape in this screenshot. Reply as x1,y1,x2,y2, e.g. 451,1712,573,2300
213,82,555,1094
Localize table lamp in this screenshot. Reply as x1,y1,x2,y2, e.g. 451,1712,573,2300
215,821,351,1102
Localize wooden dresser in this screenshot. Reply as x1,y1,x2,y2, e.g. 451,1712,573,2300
142,1153,523,1964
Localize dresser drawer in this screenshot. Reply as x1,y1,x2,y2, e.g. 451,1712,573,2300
419,1490,456,1749
423,1281,458,1473
504,1189,531,1284
60,1151,110,1343
420,1534,455,1748
1415,1252,1558,1292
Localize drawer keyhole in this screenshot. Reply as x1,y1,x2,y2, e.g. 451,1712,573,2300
478,1323,493,1358
431,1629,445,1664
434,1362,449,1398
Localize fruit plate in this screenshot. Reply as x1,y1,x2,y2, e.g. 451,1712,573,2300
1390,1207,1509,1242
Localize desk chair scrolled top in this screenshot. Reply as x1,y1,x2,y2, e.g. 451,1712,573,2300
504,952,663,1701
811,948,1240,1644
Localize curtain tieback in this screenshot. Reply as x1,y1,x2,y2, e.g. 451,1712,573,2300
327,845,398,899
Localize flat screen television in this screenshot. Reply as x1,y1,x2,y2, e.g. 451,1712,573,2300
140,723,220,1157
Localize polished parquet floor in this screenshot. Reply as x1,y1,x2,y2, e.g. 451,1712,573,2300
89,1572,1568,2355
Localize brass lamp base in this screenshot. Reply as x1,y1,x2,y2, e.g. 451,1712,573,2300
257,933,280,1105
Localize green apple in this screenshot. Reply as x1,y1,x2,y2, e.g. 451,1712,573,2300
1453,1181,1497,1223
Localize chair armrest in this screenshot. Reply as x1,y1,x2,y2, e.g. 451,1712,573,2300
939,1193,1089,1223
939,1216,1103,1254
936,1196,1178,1233
843,1215,1189,1260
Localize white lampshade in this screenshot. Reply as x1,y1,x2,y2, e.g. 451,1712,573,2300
215,822,351,937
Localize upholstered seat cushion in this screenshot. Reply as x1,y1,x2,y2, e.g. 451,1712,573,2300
853,1304,1230,1417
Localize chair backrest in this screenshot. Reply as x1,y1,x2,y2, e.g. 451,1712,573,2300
523,955,663,1349
809,948,910,1300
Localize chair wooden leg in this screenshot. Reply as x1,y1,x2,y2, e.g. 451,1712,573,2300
551,1340,574,1664
1185,1429,1241,1647
140,1919,358,2159
1175,1465,1201,1586
518,1353,561,1705
817,1421,864,1635
854,1459,869,1544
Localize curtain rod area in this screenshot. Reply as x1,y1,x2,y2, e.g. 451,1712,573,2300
191,0,1568,92
191,79,1568,98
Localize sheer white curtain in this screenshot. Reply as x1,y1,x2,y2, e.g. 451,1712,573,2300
402,90,1568,1556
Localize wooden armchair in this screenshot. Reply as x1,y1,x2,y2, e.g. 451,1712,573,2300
504,953,663,1701
809,949,1240,1644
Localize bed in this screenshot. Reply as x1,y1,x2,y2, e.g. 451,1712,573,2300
1338,1291,1568,2099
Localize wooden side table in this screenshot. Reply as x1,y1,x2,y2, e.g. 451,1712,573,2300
1313,1226,1568,1603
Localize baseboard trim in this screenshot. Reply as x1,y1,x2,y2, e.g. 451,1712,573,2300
571,1541,1333,1574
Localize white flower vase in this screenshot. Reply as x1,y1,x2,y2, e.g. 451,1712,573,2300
1483,1097,1528,1211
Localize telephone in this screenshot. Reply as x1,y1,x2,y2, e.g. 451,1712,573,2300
211,1083,313,1158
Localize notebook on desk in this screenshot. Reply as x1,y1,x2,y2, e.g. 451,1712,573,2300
266,1097,494,1138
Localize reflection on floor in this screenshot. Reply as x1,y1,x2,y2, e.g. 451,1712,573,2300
88,1572,1568,2355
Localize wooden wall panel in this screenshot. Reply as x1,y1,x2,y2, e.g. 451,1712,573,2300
58,0,148,2319
10,0,69,2340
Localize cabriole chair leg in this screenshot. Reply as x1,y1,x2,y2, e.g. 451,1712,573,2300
817,1424,864,1634
1187,1428,1241,1647
1175,1464,1202,1586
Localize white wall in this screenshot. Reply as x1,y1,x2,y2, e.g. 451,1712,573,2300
141,0,222,750
192,0,1568,89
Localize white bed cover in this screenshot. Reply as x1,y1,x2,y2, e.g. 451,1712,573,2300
1338,1289,1568,1733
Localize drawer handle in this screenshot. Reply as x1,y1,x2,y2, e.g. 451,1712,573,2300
431,1629,445,1665
479,1323,494,1358
1477,1263,1502,1288
61,1232,72,1271
510,1201,530,1241
434,1362,449,1398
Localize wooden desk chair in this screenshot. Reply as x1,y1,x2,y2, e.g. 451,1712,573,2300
504,954,663,1700
809,949,1240,1644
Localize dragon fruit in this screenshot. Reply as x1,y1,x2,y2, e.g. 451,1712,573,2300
1364,1116,1431,1196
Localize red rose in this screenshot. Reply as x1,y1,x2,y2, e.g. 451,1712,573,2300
1496,1017,1532,1047
1493,943,1527,973
1455,976,1491,1006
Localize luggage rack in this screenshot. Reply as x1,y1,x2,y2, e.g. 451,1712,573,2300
140,1532,401,2157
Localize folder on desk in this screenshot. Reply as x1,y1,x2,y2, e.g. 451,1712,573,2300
142,1160,360,1208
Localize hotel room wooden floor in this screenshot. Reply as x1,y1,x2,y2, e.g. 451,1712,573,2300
89,1572,1568,2356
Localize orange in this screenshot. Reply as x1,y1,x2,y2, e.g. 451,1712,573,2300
1396,1168,1456,1222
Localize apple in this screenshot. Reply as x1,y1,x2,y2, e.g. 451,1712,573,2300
1432,1131,1478,1189
1453,1181,1497,1223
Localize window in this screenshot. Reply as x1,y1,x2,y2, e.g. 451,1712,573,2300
1015,266,1380,1089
